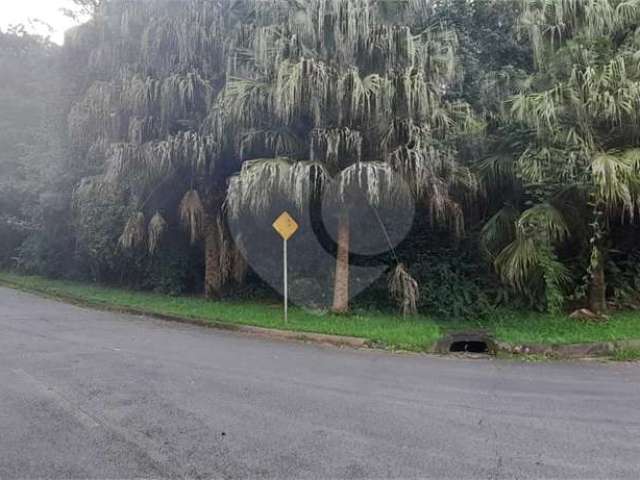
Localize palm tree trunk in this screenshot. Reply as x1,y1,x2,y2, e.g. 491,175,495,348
588,200,607,314
589,246,606,314
204,215,223,299
332,211,350,313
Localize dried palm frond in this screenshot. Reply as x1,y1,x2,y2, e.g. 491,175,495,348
310,128,363,171
104,131,218,190
336,69,389,125
226,157,328,218
148,212,167,254
335,162,411,208
179,190,205,244
119,212,146,249
389,263,419,317
274,58,331,125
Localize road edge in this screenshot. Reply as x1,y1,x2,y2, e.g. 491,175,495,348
0,279,372,350
2,278,638,359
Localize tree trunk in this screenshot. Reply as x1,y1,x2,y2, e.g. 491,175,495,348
589,246,606,314
332,211,350,313
204,215,224,299
588,198,607,314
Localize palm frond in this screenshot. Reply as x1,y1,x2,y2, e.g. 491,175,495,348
592,151,640,220
310,128,363,172
226,157,328,218
239,128,303,160
335,161,411,208
148,212,167,254
517,203,570,243
119,212,146,249
388,263,419,317
179,190,205,244
478,154,518,189
481,205,520,258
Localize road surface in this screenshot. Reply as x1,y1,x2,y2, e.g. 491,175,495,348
1,286,639,479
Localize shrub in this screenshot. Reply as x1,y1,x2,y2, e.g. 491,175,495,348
412,251,497,319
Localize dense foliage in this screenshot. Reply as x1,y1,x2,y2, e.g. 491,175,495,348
2,0,640,318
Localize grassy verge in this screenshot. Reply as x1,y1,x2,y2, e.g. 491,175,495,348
469,310,640,346
0,272,440,351
2,271,640,352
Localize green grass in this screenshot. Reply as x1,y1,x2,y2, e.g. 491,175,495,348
2,271,640,352
470,310,640,346
0,272,440,352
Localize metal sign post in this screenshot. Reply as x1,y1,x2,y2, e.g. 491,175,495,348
283,238,288,323
272,212,299,323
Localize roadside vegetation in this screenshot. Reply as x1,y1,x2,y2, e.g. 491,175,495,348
2,1,640,340
4,271,640,353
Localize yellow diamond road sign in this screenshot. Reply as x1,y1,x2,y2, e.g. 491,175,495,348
273,212,299,240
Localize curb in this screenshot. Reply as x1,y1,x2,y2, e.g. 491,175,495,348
495,339,640,358
2,278,638,359
430,328,639,359
0,280,370,350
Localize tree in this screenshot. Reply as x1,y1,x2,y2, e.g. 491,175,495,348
65,0,246,296
483,0,640,313
67,0,480,310
224,0,481,313
0,28,66,270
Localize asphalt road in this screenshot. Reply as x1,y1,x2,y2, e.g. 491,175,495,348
1,287,639,479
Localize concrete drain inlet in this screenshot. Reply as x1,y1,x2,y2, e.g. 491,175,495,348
435,331,496,355
449,340,489,353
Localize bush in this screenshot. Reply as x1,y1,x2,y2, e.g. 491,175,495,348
412,251,498,319
142,236,202,295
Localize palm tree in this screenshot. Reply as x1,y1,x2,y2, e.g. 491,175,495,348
483,0,640,312
67,0,249,297
67,0,480,309
222,1,481,313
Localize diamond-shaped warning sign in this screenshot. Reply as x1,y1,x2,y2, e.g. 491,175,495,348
273,212,299,241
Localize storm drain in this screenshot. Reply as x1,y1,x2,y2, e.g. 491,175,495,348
435,331,495,355
449,340,488,354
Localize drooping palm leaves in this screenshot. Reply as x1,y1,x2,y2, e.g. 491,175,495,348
147,212,168,254
71,0,479,306
389,263,420,316
486,203,571,311
480,0,640,311
220,0,480,311
119,211,145,249
179,189,205,244
227,158,328,218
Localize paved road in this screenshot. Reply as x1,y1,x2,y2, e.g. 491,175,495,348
1,287,639,479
